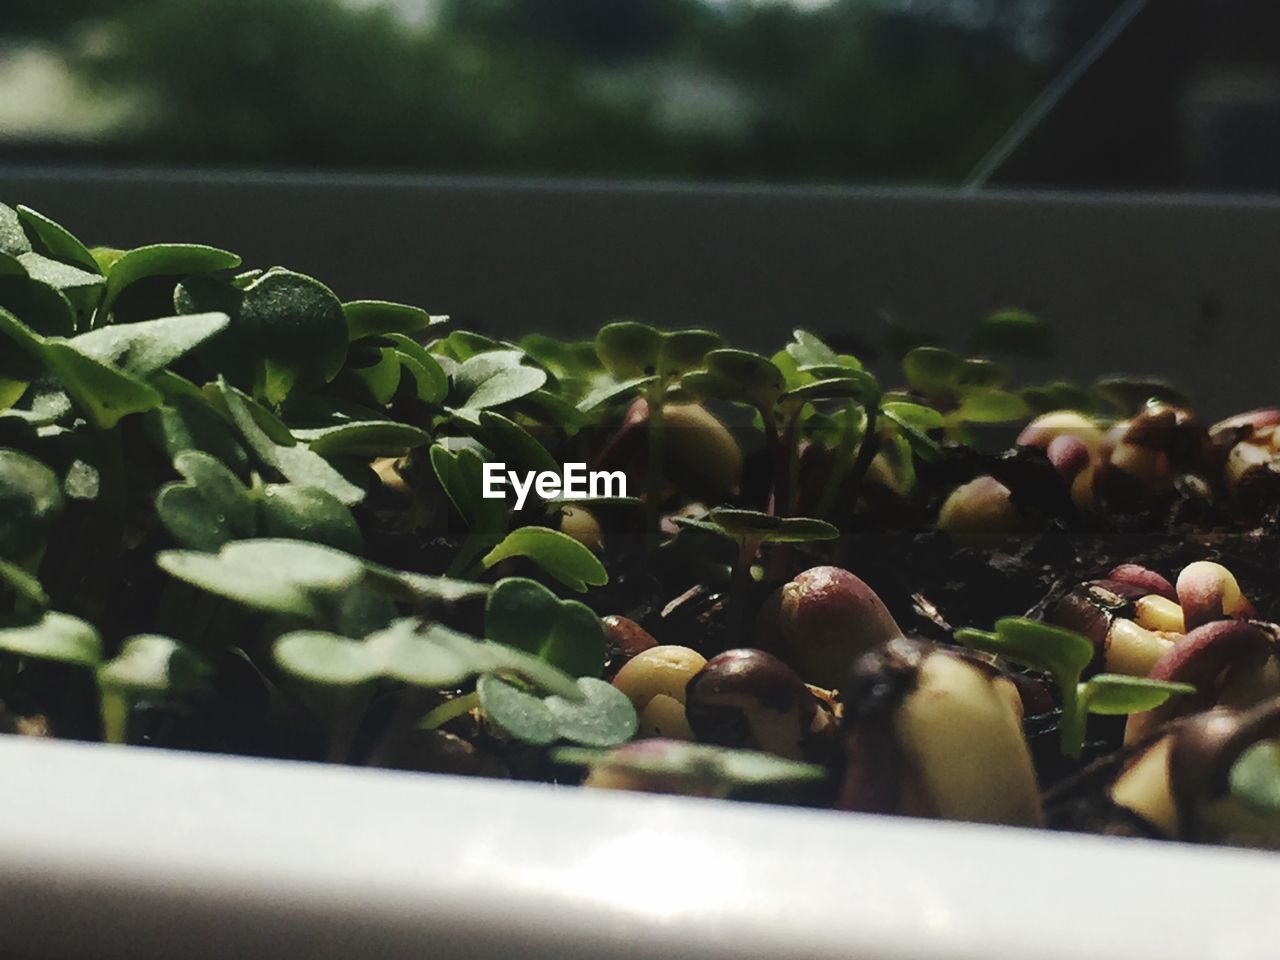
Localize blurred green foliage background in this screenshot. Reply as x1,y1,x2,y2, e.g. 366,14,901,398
15,0,1244,185
0,1,1128,183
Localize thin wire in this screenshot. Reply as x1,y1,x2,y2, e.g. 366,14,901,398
963,0,1153,193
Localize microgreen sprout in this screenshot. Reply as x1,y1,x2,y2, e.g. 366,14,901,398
674,508,837,642
589,321,721,534
955,617,1195,758
6,199,1280,851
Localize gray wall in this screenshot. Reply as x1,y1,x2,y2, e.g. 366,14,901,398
3,168,1279,415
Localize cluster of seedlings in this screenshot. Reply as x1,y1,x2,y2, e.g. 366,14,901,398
3,201,1280,847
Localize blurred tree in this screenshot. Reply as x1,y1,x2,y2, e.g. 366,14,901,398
441,0,711,63
41,0,1048,183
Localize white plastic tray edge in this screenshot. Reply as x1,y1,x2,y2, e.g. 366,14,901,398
0,737,1275,960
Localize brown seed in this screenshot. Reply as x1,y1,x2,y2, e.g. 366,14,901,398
1051,579,1148,656
1046,434,1091,484
1209,408,1280,445
755,566,903,688
602,615,658,659
1125,620,1275,744
685,649,831,761
1108,564,1177,602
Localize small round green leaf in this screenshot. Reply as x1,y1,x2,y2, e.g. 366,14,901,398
157,449,257,550
259,484,363,554
958,358,1010,389
481,527,608,593
98,634,206,695
305,421,431,458
156,484,236,552
903,346,963,394
365,620,469,687
0,205,32,257
349,346,401,405
144,394,250,475
684,349,785,412
429,444,500,530
545,677,638,747
101,243,241,318
785,329,840,368
477,674,558,746
1079,674,1196,716
275,630,379,685
242,268,348,403
783,371,880,405
454,351,547,410
422,623,581,700
69,312,230,378
659,329,723,375
472,410,559,476
952,387,1030,424
17,253,101,302
362,564,492,604
41,341,164,428
576,375,657,414
16,206,100,274
997,617,1095,680
0,611,100,667
0,448,63,563
0,275,77,337
443,330,511,361
485,577,606,677
1231,741,1280,815
880,401,943,432
343,300,443,341
157,539,367,618
595,321,662,379
388,335,448,405
219,381,364,506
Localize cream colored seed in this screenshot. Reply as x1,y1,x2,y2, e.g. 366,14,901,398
1110,442,1168,485
894,654,1042,827
1104,617,1175,677
1110,736,1178,838
637,694,695,741
1134,594,1185,634
612,646,707,712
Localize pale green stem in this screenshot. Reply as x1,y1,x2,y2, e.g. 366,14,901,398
645,381,666,543
99,687,131,745
418,691,482,731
